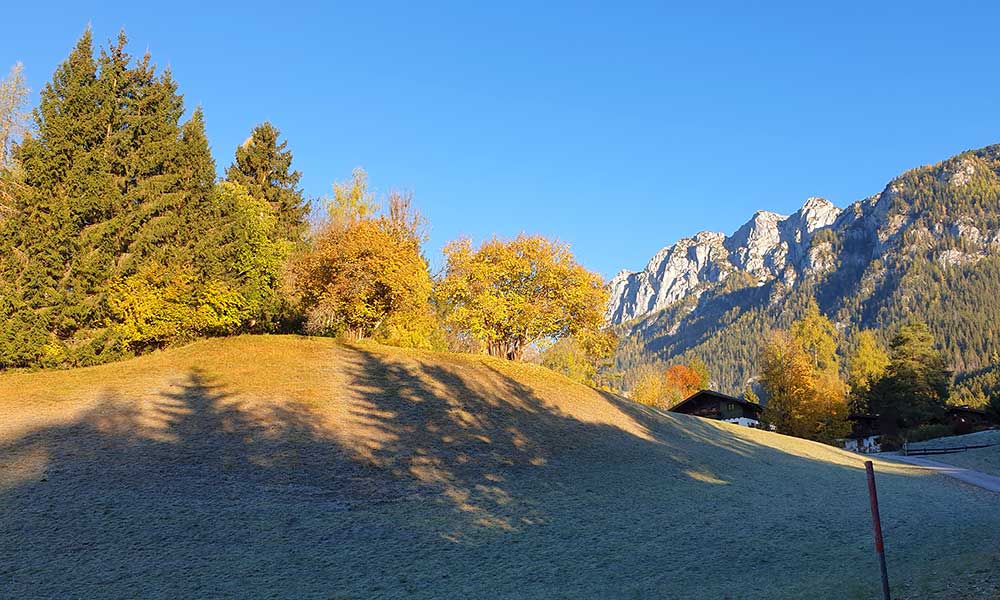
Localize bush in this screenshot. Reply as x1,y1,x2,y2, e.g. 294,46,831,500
902,423,954,443
878,435,904,452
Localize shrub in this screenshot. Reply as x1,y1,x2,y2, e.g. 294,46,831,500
902,423,953,443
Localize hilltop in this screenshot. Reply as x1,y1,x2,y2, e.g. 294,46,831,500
612,144,1000,396
1,335,997,599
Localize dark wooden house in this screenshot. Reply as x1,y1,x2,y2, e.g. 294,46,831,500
945,405,993,434
847,413,880,439
669,390,763,426
844,413,882,453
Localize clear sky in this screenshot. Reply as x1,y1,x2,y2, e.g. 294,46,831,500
3,1,999,277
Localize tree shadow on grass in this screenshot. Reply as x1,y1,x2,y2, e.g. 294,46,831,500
0,348,996,599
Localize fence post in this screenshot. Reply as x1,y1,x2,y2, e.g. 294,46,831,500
865,460,891,600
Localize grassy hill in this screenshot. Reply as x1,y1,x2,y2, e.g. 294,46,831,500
1,336,998,599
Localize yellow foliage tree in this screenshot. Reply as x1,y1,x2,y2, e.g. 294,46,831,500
325,167,378,230
107,182,288,351
291,176,433,345
629,361,709,409
631,365,668,408
108,262,248,351
847,329,890,412
438,234,613,361
760,312,851,444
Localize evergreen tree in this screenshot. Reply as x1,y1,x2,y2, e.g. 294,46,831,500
869,322,951,430
225,122,308,243
986,393,1000,424
0,29,104,367
0,28,255,367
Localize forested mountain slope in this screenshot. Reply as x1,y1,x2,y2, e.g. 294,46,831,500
612,145,1000,398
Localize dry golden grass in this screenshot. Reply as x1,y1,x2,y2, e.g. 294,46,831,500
1,335,998,599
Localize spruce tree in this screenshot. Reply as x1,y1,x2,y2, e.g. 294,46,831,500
225,122,308,243
869,322,951,430
1,29,234,366
0,29,105,367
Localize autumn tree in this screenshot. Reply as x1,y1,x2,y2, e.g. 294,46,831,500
541,337,599,386
438,234,612,361
847,329,890,413
0,62,30,168
791,298,840,372
663,363,708,406
107,180,290,351
627,359,708,409
631,364,668,408
759,302,850,443
291,171,433,344
324,166,378,229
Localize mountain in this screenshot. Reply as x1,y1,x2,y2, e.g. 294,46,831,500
611,144,1000,399
606,197,841,324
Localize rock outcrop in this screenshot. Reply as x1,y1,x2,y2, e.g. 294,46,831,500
606,197,841,324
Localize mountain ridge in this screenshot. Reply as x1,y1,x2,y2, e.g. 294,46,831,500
610,144,1000,398
606,196,841,324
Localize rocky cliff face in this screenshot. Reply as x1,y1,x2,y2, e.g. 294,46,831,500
606,197,841,324
610,144,1000,395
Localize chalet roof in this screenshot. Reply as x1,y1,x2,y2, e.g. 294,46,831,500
670,389,763,416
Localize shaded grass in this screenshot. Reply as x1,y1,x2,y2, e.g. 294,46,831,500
1,335,998,599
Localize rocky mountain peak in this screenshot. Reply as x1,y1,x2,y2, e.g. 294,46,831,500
797,197,841,231
605,198,841,324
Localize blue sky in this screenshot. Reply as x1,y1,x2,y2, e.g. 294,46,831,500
3,1,999,277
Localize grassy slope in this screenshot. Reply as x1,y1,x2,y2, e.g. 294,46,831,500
907,430,1000,477
1,335,998,599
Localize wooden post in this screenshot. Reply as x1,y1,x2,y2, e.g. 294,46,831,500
865,460,891,600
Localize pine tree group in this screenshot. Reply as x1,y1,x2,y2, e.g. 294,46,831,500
0,29,304,368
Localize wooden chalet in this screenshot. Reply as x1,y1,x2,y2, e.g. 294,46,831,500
669,390,763,426
945,405,994,434
844,413,882,453
847,413,880,439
